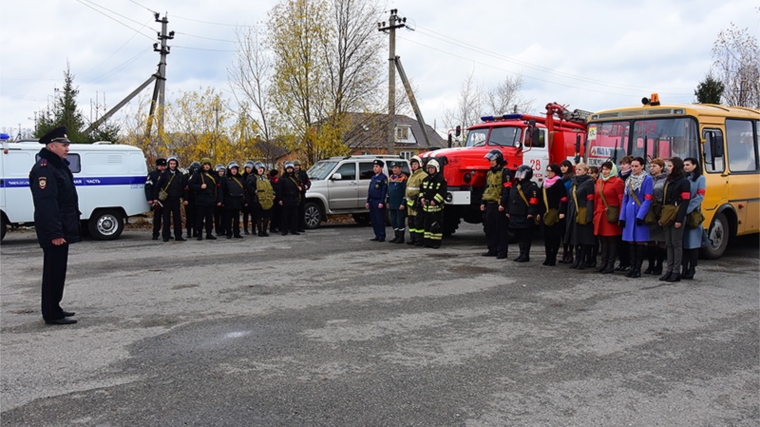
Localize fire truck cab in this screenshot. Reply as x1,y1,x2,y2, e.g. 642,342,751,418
419,103,588,235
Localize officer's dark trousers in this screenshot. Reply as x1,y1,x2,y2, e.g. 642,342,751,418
195,205,215,235
512,226,534,259
485,203,508,256
225,208,241,237
298,198,307,230
281,205,298,234
368,201,386,239
242,204,252,232
41,244,69,321
162,198,183,239
152,207,162,238
185,201,195,236
214,206,225,234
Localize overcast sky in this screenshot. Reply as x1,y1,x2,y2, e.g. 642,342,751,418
1,0,758,138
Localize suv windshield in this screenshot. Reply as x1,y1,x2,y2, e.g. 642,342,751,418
307,161,339,180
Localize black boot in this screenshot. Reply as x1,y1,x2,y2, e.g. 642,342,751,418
388,229,399,243
602,240,616,274
665,272,681,282
643,246,656,274
407,232,416,245
576,245,587,270
682,249,697,280
629,245,645,278
514,242,525,262
396,230,405,244
570,245,581,269
625,245,638,277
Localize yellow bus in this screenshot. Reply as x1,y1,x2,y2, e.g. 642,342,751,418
584,95,760,258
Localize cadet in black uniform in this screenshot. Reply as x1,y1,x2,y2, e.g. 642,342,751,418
152,156,188,242
419,159,447,249
221,161,246,239
241,160,255,235
294,160,311,232
188,158,221,240
507,165,539,262
214,164,226,235
145,158,166,240
29,126,80,325
365,159,388,241
278,162,301,235
185,161,200,238
480,149,512,259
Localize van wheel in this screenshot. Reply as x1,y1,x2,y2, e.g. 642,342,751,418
88,209,125,240
701,211,729,259
352,213,371,226
304,202,322,229
0,215,6,241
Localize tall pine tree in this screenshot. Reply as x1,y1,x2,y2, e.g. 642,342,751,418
694,74,725,104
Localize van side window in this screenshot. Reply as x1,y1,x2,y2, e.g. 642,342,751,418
359,162,374,180
335,163,356,180
34,153,81,173
726,119,757,172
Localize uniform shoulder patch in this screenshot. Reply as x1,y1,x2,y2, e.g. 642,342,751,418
38,177,47,190
39,158,48,167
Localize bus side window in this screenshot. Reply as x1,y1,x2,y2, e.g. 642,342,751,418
726,119,757,172
703,129,724,173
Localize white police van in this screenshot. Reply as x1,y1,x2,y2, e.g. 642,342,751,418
0,139,150,241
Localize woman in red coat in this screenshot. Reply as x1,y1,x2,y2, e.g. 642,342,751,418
593,161,624,273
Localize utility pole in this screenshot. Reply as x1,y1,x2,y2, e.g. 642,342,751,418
147,12,174,136
378,9,406,155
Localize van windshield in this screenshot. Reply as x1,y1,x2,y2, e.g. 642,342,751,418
307,161,338,180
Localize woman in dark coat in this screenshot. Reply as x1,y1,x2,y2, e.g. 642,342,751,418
537,163,567,266
682,157,706,280
659,157,691,282
559,160,575,263
644,158,667,275
564,163,595,270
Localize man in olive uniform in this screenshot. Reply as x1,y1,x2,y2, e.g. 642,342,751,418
480,149,512,259
365,159,388,241
405,156,427,246
29,126,80,325
419,159,447,248
144,158,166,240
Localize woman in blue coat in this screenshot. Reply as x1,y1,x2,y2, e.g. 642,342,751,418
619,157,653,278
682,157,706,280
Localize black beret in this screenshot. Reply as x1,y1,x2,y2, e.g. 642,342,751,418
269,169,279,177
39,126,70,145
373,159,384,167
155,158,167,166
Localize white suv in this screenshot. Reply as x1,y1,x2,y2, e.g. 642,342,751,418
303,155,410,229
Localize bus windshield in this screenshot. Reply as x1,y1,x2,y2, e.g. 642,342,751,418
586,117,699,166
466,126,522,147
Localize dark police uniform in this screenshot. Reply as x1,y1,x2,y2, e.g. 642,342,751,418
278,164,301,235
152,157,188,242
188,158,222,239
144,158,166,239
294,161,311,231
366,160,388,241
507,168,539,262
29,126,81,324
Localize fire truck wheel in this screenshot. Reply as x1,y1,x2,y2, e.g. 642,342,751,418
443,216,460,237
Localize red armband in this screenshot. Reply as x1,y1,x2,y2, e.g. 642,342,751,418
586,194,594,201
644,194,653,201
529,197,539,205
681,192,690,200
560,197,568,203
697,189,705,196
504,182,512,188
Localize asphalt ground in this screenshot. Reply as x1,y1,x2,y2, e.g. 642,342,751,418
1,222,758,426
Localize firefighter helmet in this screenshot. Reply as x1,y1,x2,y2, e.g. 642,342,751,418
410,155,422,166
426,159,440,173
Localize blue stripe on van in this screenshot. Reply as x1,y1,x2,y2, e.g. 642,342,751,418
2,176,147,188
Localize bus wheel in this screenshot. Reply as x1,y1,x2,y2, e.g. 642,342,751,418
702,211,729,259
88,209,125,240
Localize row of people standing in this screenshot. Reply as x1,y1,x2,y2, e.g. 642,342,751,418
144,158,311,242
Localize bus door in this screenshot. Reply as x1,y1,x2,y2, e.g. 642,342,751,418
724,119,760,235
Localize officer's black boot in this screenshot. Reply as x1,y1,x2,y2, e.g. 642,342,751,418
575,245,587,270
602,242,616,274
570,245,581,269
388,229,399,243
642,246,656,274
653,247,665,275
407,231,416,245
196,229,203,241
415,233,424,246
625,245,638,277
514,242,524,261
396,230,405,244
596,238,609,273
629,245,644,278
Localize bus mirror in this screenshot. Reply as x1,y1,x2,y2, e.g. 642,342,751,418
711,133,724,158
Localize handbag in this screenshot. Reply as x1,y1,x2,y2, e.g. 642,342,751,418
599,180,619,224
658,182,678,226
542,187,560,226
157,174,174,201
687,209,705,228
573,184,588,226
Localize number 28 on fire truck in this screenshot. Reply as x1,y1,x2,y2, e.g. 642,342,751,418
419,103,589,235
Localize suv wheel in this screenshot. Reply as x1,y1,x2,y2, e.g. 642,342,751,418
304,201,322,229
352,213,371,226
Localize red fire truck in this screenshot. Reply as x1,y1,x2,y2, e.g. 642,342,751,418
419,103,589,235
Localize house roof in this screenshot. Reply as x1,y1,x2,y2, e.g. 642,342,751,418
341,112,446,150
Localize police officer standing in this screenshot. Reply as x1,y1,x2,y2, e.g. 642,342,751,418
220,161,246,239
365,159,388,242
145,158,166,240
278,162,301,235
241,160,255,235
419,159,447,248
293,160,311,232
480,149,512,259
29,126,80,325
188,158,221,240
405,156,427,246
507,165,540,262
214,164,226,235
185,161,200,238
153,156,189,242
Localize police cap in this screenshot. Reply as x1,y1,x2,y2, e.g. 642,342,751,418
373,159,384,167
39,126,70,145
155,157,167,167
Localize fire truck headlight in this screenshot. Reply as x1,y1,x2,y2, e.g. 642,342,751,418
463,173,472,183
445,193,453,203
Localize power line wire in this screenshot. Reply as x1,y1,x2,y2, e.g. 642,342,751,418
72,0,154,40
175,32,236,44
173,45,237,52
84,18,154,81
86,47,152,84
127,0,156,14
173,15,260,28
